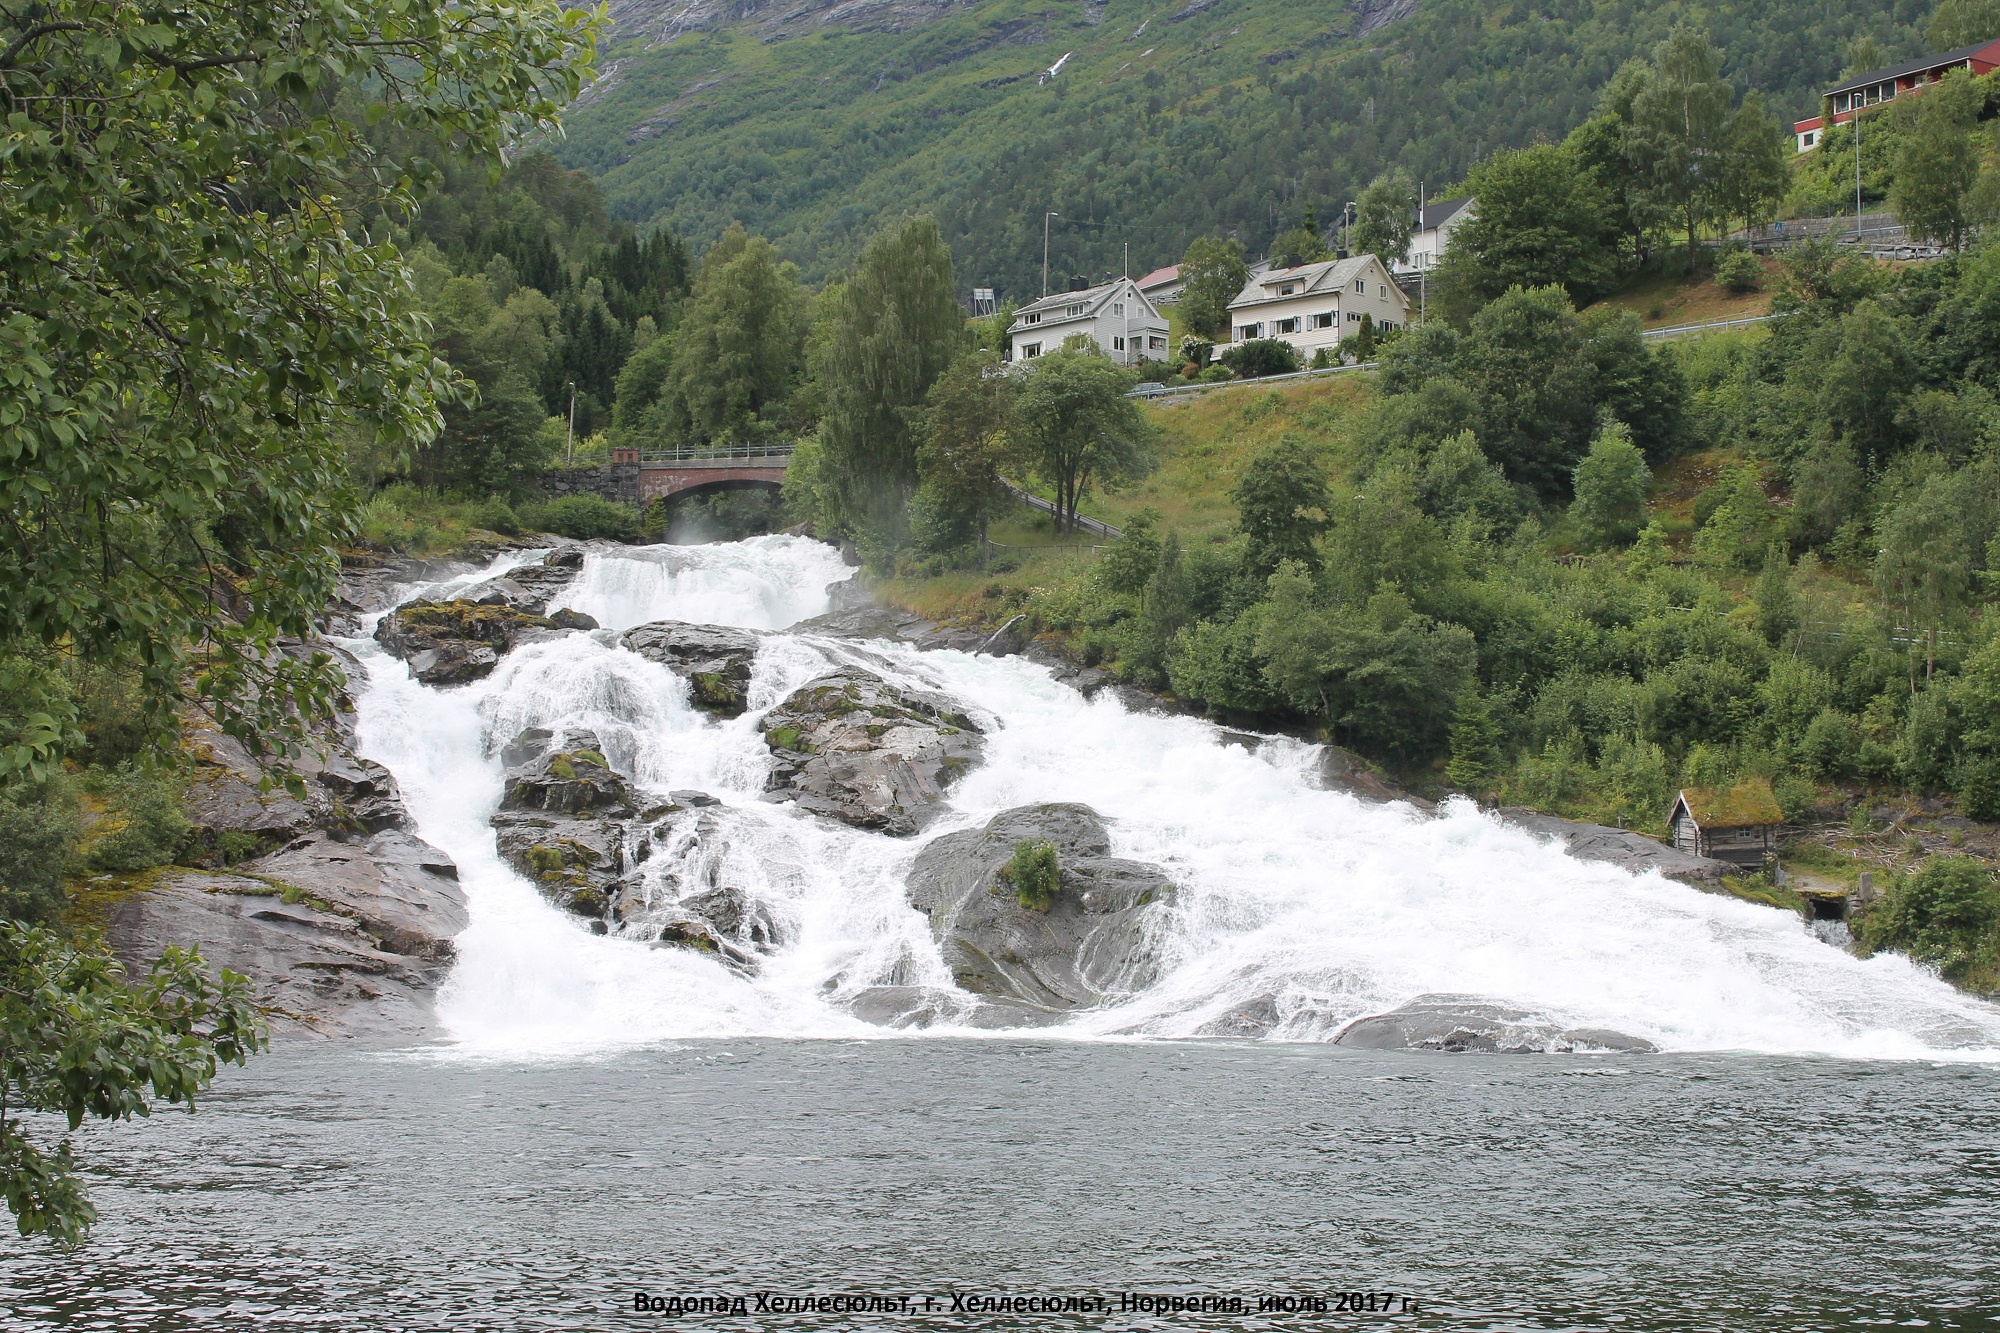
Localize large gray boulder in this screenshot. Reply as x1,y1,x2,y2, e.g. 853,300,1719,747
759,667,984,835
1333,994,1657,1054
489,729,640,919
621,620,761,717
373,598,562,685
902,803,1171,1018
102,694,466,1042
458,547,589,617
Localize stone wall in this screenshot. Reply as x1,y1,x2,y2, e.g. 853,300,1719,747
538,462,641,507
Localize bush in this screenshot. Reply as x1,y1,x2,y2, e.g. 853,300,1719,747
1000,839,1060,912
519,495,643,542
1714,248,1764,293
1197,364,1234,383
82,768,190,873
1860,856,2000,984
1220,338,1300,379
0,782,79,923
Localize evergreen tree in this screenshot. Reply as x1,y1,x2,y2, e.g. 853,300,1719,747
1570,421,1651,549
912,352,1014,556
1446,693,1503,793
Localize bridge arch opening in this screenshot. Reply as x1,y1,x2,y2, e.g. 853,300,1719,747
645,479,786,544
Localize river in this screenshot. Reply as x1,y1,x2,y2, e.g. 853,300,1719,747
7,536,1999,1329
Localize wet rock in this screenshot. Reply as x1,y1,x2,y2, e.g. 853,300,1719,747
904,803,1170,1014
1196,994,1282,1038
846,985,966,1030
373,599,559,685
110,694,466,1042
500,732,631,816
459,550,584,616
621,621,761,717
548,607,599,631
1333,994,1657,1054
759,667,985,835
490,729,637,918
602,805,793,972
792,605,990,653
1312,745,1413,805
103,871,453,1043
1496,808,1731,890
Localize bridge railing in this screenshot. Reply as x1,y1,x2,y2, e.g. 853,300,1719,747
637,443,798,465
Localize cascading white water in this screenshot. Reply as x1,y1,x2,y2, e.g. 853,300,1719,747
344,536,2000,1060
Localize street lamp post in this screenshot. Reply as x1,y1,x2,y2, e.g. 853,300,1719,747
1043,211,1060,297
565,381,577,466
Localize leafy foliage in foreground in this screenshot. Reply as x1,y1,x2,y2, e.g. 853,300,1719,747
0,925,265,1245
0,1,598,781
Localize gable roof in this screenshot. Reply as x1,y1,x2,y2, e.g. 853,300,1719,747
1671,780,1783,830
1006,277,1162,334
1136,264,1180,291
1227,253,1405,310
1417,197,1472,231
1823,37,2000,97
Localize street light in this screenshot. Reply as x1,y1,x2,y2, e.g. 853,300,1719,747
1043,211,1060,297
565,381,577,466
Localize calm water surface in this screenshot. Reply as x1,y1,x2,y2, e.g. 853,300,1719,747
4,1040,1997,1331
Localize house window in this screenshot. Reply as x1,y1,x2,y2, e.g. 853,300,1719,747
1113,336,1126,351
1347,311,1360,322
1278,282,1298,296
1311,312,1334,329
1238,323,1262,340
1023,312,1040,325
1066,303,1086,316
1113,302,1125,316
1148,336,1167,350
1352,279,1364,292
1275,317,1300,334
1022,342,1043,359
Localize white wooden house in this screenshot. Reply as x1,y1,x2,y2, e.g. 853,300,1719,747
1397,197,1475,274
1221,254,1411,361
1005,277,1170,366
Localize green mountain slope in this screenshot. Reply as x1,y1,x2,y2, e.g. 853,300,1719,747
558,0,1932,296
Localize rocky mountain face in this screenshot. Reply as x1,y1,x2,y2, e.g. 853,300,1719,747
103,663,467,1042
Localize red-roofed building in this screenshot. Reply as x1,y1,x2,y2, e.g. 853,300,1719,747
1793,37,2000,152
1135,264,1184,305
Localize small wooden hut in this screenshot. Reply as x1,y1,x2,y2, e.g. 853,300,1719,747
1667,780,1783,869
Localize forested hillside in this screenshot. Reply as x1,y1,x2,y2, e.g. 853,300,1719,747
556,0,1932,295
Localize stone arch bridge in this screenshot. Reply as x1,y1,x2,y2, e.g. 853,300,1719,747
613,446,794,507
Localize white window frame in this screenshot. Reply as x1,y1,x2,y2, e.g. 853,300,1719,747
1021,342,1043,359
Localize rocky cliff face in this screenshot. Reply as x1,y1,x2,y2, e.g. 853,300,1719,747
103,669,466,1042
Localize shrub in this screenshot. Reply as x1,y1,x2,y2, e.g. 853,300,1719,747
1714,248,1764,293
1220,338,1300,379
1860,856,2000,984
82,768,190,873
0,782,79,923
1196,364,1234,383
519,495,643,542
1000,839,1060,911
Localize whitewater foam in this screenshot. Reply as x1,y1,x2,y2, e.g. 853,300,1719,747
343,538,2000,1060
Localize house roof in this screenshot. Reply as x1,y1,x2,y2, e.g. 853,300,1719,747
1671,780,1783,830
1823,38,2000,97
1007,277,1161,333
1136,264,1181,291
1417,197,1472,231
1227,254,1402,311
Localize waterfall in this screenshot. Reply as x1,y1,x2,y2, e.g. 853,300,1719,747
342,536,2000,1060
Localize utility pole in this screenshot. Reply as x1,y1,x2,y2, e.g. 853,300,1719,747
1122,241,1130,366
566,381,577,466
1043,212,1060,297
1855,111,1863,239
